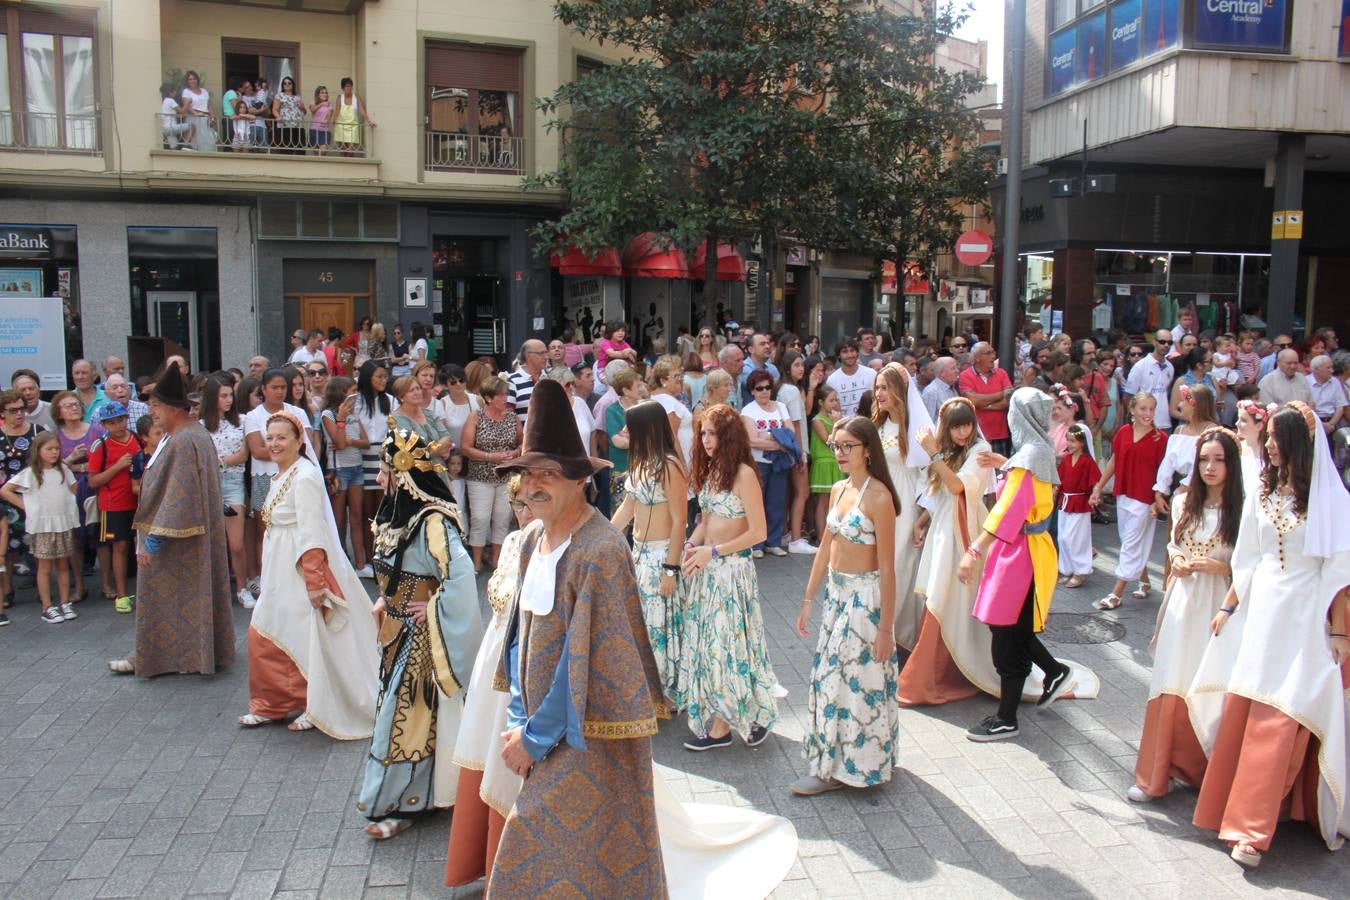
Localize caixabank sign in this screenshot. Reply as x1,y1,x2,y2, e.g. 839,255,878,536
1192,0,1290,51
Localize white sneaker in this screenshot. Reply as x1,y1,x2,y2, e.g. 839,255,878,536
752,549,764,559
765,546,788,557
355,564,375,579
788,539,817,555
246,577,260,595
1125,785,1154,803
237,588,256,609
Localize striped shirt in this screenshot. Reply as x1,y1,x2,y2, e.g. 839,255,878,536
507,368,538,425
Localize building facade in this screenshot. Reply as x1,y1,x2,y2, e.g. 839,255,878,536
997,0,1350,340
0,0,620,376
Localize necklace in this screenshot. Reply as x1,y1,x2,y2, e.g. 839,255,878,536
260,464,301,530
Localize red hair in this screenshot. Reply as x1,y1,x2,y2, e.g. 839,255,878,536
691,403,753,493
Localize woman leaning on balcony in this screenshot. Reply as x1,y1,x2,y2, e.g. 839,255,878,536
334,76,375,156
272,77,308,154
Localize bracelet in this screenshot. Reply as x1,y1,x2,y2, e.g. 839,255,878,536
1220,606,1237,615
710,544,721,560
964,546,982,559
1332,632,1347,638
660,563,680,574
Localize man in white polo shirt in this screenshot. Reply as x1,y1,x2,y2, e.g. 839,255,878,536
1124,330,1175,430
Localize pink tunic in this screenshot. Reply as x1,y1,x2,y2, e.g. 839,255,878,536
972,468,1058,629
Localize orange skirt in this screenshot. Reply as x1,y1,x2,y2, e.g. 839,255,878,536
444,767,507,887
1133,694,1207,797
1192,693,1320,852
247,626,307,719
898,610,980,706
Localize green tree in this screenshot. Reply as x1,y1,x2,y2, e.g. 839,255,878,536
531,0,991,309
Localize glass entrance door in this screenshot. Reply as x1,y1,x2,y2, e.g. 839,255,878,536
432,237,507,366
147,290,197,371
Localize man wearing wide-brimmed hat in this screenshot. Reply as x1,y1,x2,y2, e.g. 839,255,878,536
486,379,670,896
108,364,233,677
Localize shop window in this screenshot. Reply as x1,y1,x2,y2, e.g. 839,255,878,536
0,4,99,152
425,41,524,173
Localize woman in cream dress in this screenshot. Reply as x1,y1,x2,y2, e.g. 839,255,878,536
239,411,378,738
1129,428,1240,802
870,363,932,648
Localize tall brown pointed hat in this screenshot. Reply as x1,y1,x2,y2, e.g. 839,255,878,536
150,361,191,410
498,379,610,479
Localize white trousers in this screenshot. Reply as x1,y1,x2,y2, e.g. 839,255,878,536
1114,495,1156,581
466,479,512,547
1057,511,1093,576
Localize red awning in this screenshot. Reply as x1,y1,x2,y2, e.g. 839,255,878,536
622,232,690,279
689,241,746,282
550,244,623,277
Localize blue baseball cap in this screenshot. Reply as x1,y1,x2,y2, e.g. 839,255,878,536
95,401,129,422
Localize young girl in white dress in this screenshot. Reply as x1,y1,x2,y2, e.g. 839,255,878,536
0,432,78,624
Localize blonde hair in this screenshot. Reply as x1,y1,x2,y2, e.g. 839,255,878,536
647,355,682,389
610,367,640,395
391,375,417,400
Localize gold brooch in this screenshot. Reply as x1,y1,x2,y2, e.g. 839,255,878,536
387,428,445,474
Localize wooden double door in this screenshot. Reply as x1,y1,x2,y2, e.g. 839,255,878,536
299,295,358,339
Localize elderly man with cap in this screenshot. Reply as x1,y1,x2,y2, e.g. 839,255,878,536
489,379,670,895
108,365,233,677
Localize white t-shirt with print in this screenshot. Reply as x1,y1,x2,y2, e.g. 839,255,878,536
826,366,875,418
243,401,315,476
741,399,790,464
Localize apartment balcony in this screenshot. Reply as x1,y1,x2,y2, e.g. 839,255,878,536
0,110,101,155
424,130,524,175
150,113,380,187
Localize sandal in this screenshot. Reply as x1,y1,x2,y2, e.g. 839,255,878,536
1230,842,1262,868
1131,582,1151,600
107,658,134,674
1064,575,1086,589
238,713,274,728
287,713,315,732
1094,593,1123,611
364,818,413,841
1057,575,1070,586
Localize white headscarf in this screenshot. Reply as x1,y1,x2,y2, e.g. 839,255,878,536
1302,407,1350,559
904,369,933,467
1004,387,1059,485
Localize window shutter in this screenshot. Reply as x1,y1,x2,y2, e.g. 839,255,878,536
17,8,96,36
425,42,522,92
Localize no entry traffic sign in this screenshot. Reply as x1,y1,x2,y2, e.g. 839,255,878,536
954,230,994,267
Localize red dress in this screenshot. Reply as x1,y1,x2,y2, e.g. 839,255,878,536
1056,453,1101,513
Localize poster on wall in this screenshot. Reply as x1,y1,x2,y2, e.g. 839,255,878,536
1049,28,1077,94
1109,0,1142,71
0,268,43,298
1143,0,1180,54
1341,0,1350,56
0,298,68,390
1193,0,1288,50
1077,12,1107,83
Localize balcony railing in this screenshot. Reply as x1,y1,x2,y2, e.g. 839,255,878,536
157,114,373,159
0,110,101,155
425,131,524,174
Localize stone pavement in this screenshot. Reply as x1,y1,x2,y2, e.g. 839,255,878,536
0,519,1345,899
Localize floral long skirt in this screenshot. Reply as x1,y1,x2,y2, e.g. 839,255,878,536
675,552,778,739
805,569,901,788
634,538,680,700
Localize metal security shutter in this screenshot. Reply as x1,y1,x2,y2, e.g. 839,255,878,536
15,8,96,37
425,41,522,91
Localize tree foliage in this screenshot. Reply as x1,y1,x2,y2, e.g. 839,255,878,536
530,0,992,270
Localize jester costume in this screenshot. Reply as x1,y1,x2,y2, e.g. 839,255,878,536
356,421,483,821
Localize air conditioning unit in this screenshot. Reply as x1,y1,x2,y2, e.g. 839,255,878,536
996,157,1009,176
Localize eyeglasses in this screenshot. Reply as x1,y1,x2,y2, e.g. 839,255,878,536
307,368,327,376
1128,351,1143,358
827,441,862,453
508,500,529,511
1275,342,1293,348
1155,339,1172,345
751,384,772,392
2,406,23,414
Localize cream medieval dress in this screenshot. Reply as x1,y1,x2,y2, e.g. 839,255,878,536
880,373,934,649
1132,500,1231,797
248,456,378,739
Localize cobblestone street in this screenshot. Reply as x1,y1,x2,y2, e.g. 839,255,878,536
0,520,1344,899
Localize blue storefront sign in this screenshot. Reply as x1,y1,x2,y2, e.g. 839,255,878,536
1110,0,1143,71
1193,0,1288,51
1049,28,1077,94
1077,12,1107,83
1144,0,1180,53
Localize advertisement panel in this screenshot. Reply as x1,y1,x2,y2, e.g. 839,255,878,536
1049,27,1077,94
0,298,68,390
1110,0,1143,70
1144,0,1180,53
1193,0,1288,51
1341,0,1350,57
1077,12,1108,83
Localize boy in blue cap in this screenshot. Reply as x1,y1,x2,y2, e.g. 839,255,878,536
87,402,142,612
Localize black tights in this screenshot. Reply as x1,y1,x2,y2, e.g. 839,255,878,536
989,582,1061,724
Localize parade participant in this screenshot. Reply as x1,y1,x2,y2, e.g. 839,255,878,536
444,475,530,887
1090,393,1168,610
357,419,481,840
871,363,932,648
901,398,991,705
792,416,901,794
1153,384,1220,582
612,399,688,698
238,411,378,737
1234,398,1271,490
1056,424,1100,588
678,404,780,750
1188,403,1350,867
108,365,234,677
958,388,1074,742
1128,428,1241,803
489,379,668,895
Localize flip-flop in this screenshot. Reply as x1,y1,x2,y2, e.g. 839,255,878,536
238,713,274,728
364,818,413,840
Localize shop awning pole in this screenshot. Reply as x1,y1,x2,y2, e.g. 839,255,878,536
997,0,1025,379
